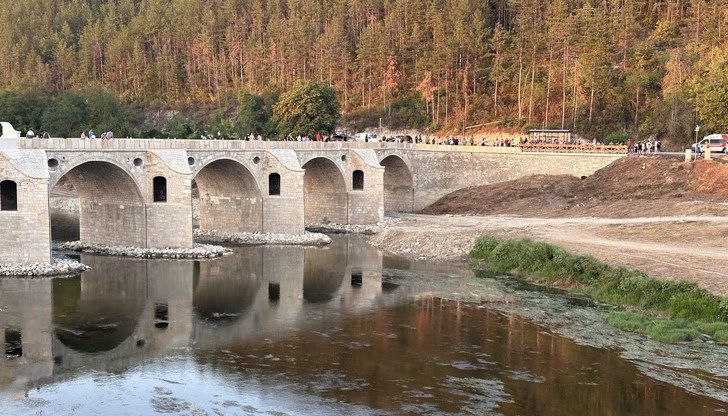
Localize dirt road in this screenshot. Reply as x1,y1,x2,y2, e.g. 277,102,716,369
370,213,728,296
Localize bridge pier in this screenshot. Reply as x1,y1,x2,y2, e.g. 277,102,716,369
0,150,51,264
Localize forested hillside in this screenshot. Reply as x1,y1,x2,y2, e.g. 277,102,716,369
0,0,726,142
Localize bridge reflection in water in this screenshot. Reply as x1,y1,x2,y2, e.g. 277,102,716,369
0,235,398,393
1,236,726,414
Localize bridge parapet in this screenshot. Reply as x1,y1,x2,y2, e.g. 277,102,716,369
20,138,525,153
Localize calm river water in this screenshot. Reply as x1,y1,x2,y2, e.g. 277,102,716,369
0,213,726,415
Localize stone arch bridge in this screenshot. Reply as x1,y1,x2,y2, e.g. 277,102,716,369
0,138,624,264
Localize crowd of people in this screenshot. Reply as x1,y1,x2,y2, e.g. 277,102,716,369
25,129,50,139
625,139,661,153
80,129,114,139
25,128,115,140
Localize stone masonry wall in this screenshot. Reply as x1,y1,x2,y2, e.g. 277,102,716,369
0,151,51,264
260,152,305,234
347,151,384,225
145,152,193,248
409,151,624,210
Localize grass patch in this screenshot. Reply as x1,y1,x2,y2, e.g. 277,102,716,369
470,235,728,343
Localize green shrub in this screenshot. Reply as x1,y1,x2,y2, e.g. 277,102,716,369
697,322,728,336
469,235,728,343
648,327,699,343
713,330,728,343
606,312,652,332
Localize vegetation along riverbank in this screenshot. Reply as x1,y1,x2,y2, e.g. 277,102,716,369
469,235,728,344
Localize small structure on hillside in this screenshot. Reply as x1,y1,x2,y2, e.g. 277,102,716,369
528,129,572,144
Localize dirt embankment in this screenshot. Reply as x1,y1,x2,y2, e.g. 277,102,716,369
371,156,728,296
421,155,728,218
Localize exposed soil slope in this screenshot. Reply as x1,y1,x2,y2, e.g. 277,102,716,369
421,156,728,218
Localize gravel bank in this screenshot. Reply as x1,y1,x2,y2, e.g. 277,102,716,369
0,259,90,277
57,241,230,259
306,217,400,235
194,229,332,246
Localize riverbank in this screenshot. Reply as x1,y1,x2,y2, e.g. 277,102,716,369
369,213,728,297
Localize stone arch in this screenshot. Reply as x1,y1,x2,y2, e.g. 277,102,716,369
380,155,414,213
194,158,263,233
52,160,146,246
302,157,347,225
48,154,143,191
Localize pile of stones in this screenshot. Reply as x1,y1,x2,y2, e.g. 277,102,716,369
306,217,400,235
0,259,90,277
194,229,332,246
57,241,230,259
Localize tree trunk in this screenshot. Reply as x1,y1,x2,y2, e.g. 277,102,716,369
517,33,524,119
635,85,639,129
562,43,567,129
589,85,595,124
573,61,578,130
528,43,536,124
545,49,553,128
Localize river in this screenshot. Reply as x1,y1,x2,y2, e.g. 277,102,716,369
0,212,726,415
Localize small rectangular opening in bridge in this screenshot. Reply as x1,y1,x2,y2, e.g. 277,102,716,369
352,170,364,190
1,180,17,211
351,270,363,287
269,173,281,196
154,303,169,329
5,328,22,358
153,176,167,202
268,283,280,302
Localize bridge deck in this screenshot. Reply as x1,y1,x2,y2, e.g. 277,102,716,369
17,138,626,154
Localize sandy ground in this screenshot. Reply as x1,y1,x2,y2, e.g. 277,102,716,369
370,213,728,296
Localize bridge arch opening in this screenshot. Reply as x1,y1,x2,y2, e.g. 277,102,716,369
51,161,145,246
0,180,17,211
194,159,262,233
380,155,414,213
302,157,347,225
